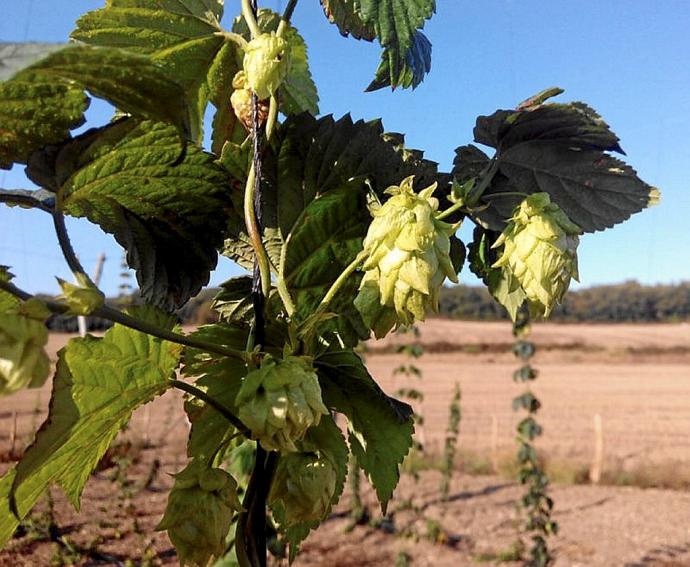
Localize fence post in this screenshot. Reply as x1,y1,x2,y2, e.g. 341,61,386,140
589,413,604,484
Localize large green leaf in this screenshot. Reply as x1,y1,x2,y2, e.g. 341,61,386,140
26,119,236,309
315,350,413,511
458,89,658,233
320,0,435,90
0,306,181,546
72,0,227,141
233,9,319,116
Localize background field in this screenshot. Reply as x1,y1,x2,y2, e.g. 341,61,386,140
0,319,688,566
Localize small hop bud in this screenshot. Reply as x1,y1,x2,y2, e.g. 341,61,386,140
230,71,269,131
236,356,328,453
0,312,50,395
57,274,104,316
492,192,581,318
269,452,337,526
354,176,458,338
156,461,242,567
243,32,290,100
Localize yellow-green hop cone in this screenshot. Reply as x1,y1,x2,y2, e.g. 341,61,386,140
57,274,104,316
243,32,290,100
0,311,50,395
492,192,581,318
269,452,337,527
354,176,458,337
156,461,242,567
236,355,328,453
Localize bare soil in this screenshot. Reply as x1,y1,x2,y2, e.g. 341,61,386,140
0,320,688,566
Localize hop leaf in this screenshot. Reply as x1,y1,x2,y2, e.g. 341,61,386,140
492,192,581,318
243,32,291,100
57,274,105,316
156,460,242,567
236,355,328,452
0,312,50,396
354,176,458,337
269,452,337,526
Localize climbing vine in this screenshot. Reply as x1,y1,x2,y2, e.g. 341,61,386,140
0,1,658,565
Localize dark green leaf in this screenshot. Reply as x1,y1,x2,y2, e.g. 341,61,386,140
315,350,413,511
72,0,227,141
212,276,255,324
320,0,376,40
366,30,431,91
26,119,235,309
452,145,490,185
0,306,181,545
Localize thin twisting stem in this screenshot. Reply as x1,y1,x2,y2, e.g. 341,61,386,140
317,251,367,312
277,0,298,37
52,211,93,284
242,0,261,38
169,379,251,438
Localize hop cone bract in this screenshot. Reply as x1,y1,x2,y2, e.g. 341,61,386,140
243,32,290,100
156,461,242,567
354,176,458,338
236,356,328,452
269,452,337,526
492,192,581,318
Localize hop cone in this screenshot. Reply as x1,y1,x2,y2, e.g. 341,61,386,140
156,462,242,567
0,301,50,396
492,192,581,318
236,356,328,452
243,32,290,100
269,452,337,526
230,71,269,131
354,176,458,338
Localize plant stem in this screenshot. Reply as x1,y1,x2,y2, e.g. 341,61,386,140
0,192,54,213
277,0,298,36
243,164,272,298
436,200,464,221
483,191,531,200
317,251,367,312
242,0,261,38
169,379,251,438
0,280,251,363
52,211,93,285
216,31,249,50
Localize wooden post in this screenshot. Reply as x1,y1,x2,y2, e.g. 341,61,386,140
589,414,604,484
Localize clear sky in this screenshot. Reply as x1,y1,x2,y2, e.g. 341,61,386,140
1,1,689,296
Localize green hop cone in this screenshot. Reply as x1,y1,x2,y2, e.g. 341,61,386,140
492,192,582,318
57,273,104,316
236,355,328,453
243,32,290,100
230,71,269,131
269,452,337,527
156,461,242,567
354,176,458,338
0,312,50,395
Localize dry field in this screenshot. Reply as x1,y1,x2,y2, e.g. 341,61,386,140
0,319,688,566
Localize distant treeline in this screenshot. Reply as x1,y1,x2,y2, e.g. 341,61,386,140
440,281,690,322
44,281,690,332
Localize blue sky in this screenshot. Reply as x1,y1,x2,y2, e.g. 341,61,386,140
1,1,689,296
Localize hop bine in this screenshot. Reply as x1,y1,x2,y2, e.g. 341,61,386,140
354,176,458,338
236,355,328,453
156,461,242,567
492,192,581,318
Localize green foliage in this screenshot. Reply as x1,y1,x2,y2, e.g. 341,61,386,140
0,306,181,547
0,3,661,565
27,119,235,309
315,350,414,512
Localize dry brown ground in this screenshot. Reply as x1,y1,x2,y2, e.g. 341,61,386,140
0,320,688,566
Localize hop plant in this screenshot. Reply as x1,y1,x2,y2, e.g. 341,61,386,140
230,71,269,131
156,461,242,567
354,176,458,338
0,296,50,396
269,452,337,526
492,192,581,318
243,32,290,100
57,273,105,316
236,355,328,452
